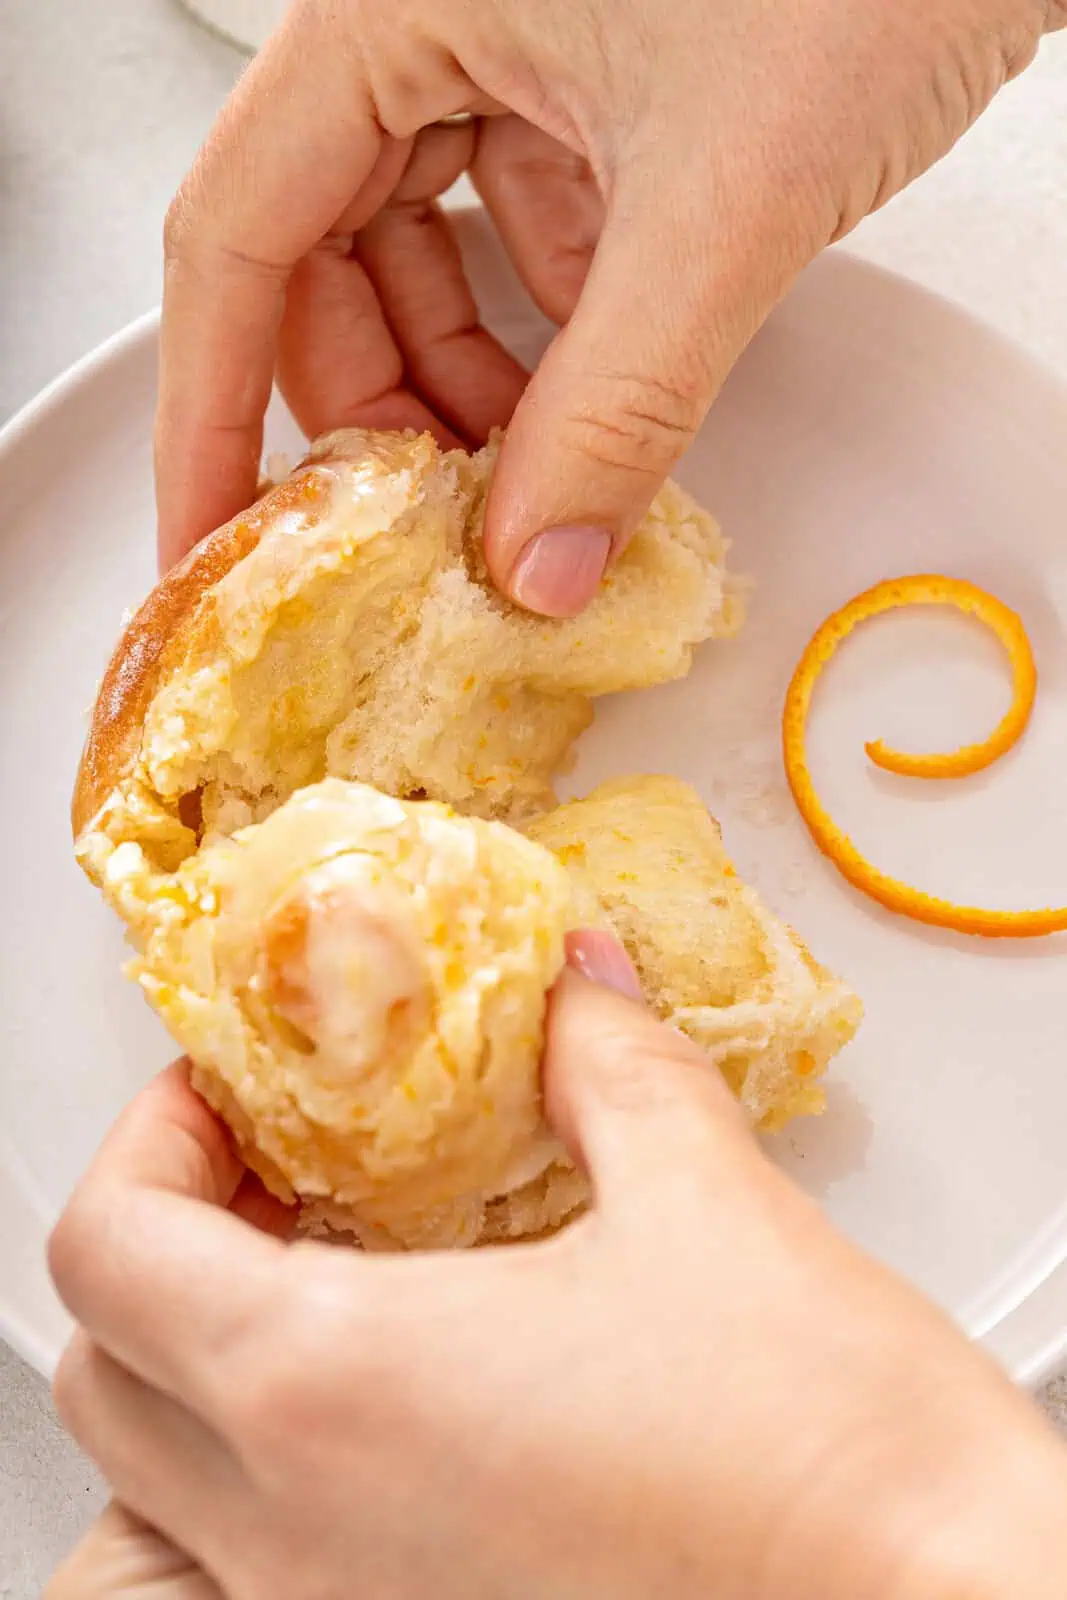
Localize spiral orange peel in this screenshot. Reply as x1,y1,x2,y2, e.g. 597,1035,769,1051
782,575,1067,938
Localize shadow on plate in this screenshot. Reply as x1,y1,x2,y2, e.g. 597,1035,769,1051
762,1079,874,1198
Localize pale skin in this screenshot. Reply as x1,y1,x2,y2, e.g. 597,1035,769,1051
47,950,1067,1599
54,0,1067,1591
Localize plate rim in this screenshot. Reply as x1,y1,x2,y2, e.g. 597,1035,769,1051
2,255,1066,1390
0,306,161,461
1,1300,58,1383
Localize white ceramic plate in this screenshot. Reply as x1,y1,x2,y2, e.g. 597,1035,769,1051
2,209,1066,1386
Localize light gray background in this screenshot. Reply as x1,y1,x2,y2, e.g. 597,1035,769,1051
1,1,1066,1592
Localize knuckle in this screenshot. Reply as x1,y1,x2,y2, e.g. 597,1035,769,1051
582,1021,745,1200
559,369,708,478
46,1216,75,1302
46,1196,95,1309
163,177,290,282
589,1019,707,1117
52,1333,93,1434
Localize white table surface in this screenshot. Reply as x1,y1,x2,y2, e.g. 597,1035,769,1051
1,1,1066,1592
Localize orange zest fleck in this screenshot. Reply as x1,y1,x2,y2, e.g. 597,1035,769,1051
782,575,1067,938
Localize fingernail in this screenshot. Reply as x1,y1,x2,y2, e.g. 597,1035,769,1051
508,526,612,617
565,929,644,1002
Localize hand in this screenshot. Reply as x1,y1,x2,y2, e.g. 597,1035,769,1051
49,946,1067,1600
156,0,1063,602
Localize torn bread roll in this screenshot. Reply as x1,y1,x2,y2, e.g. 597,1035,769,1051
73,427,739,850
73,429,860,1249
111,780,578,1249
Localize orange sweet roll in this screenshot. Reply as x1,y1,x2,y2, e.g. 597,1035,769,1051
782,575,1067,938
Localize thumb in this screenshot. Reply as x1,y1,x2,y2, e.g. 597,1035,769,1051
545,932,758,1225
483,166,803,617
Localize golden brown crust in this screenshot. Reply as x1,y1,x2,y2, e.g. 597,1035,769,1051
70,469,335,840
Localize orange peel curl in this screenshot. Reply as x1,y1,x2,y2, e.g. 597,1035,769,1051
782,575,1067,938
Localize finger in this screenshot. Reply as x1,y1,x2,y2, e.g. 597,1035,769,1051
154,1,470,567
46,1501,223,1600
276,130,465,448
48,1065,284,1414
229,1170,299,1240
470,116,602,326
563,928,644,1003
276,238,462,448
356,174,528,442
544,954,759,1227
53,1333,242,1581
485,160,816,615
